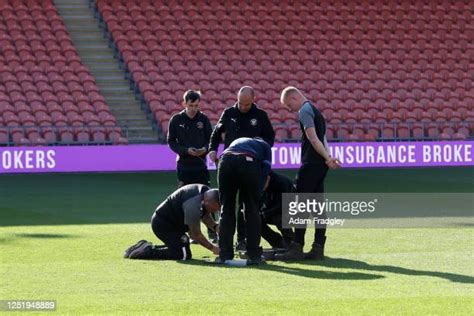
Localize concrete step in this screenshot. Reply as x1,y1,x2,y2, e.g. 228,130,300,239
69,38,105,43
122,125,155,131
109,107,150,116
58,15,95,19
99,86,133,93
116,120,151,127
54,0,90,5
81,56,118,63
69,30,106,39
82,63,121,71
69,34,107,41
55,9,92,14
66,26,101,32
126,132,157,138
112,110,147,117
54,4,90,8
95,81,130,88
74,45,111,51
107,103,140,110
118,125,154,132
66,26,102,32
105,95,137,102
95,76,129,81
107,101,141,108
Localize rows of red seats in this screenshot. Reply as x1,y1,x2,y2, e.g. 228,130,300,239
0,0,126,145
95,0,473,142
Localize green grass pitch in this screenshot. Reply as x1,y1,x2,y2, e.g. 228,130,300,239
1,167,473,314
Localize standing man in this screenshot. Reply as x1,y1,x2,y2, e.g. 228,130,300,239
208,86,275,251
124,184,221,260
276,87,341,261
216,137,272,265
167,90,213,187
167,90,216,242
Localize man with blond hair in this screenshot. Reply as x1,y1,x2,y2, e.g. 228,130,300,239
276,87,341,261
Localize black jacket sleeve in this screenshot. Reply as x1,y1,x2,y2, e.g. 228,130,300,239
262,174,293,218
203,115,213,153
208,111,226,152
167,116,188,156
260,111,275,146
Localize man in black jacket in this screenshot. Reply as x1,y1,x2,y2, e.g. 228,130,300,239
167,90,213,187
167,90,217,242
208,86,275,251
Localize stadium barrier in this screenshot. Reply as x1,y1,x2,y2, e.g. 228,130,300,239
0,140,472,174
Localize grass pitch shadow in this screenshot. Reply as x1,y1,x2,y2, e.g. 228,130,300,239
300,257,474,284
177,258,385,281
14,233,78,239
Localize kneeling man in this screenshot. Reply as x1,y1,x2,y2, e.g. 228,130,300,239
124,184,221,260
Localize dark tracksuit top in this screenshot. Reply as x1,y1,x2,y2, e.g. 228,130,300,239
209,103,275,152
153,184,210,232
167,110,212,171
261,171,294,220
260,171,295,247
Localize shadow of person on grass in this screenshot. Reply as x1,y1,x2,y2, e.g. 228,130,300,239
176,258,384,281
0,233,78,243
297,257,474,284
14,233,78,239
177,256,474,284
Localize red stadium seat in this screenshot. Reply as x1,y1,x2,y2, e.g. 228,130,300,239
382,126,396,139
0,128,9,144
397,124,411,139
274,127,288,142
59,130,74,143
289,125,302,140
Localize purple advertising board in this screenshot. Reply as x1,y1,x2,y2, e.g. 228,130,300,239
0,141,472,174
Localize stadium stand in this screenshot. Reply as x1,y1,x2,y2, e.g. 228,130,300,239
93,0,473,142
0,0,127,145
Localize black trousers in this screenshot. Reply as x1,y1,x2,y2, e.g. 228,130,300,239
148,213,192,260
294,162,328,247
261,214,294,248
177,164,210,186
218,154,262,260
236,198,246,242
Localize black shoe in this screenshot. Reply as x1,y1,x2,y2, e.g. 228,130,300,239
247,256,266,266
305,243,325,260
274,242,305,261
128,241,152,259
190,239,199,244
123,240,148,258
235,239,247,252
